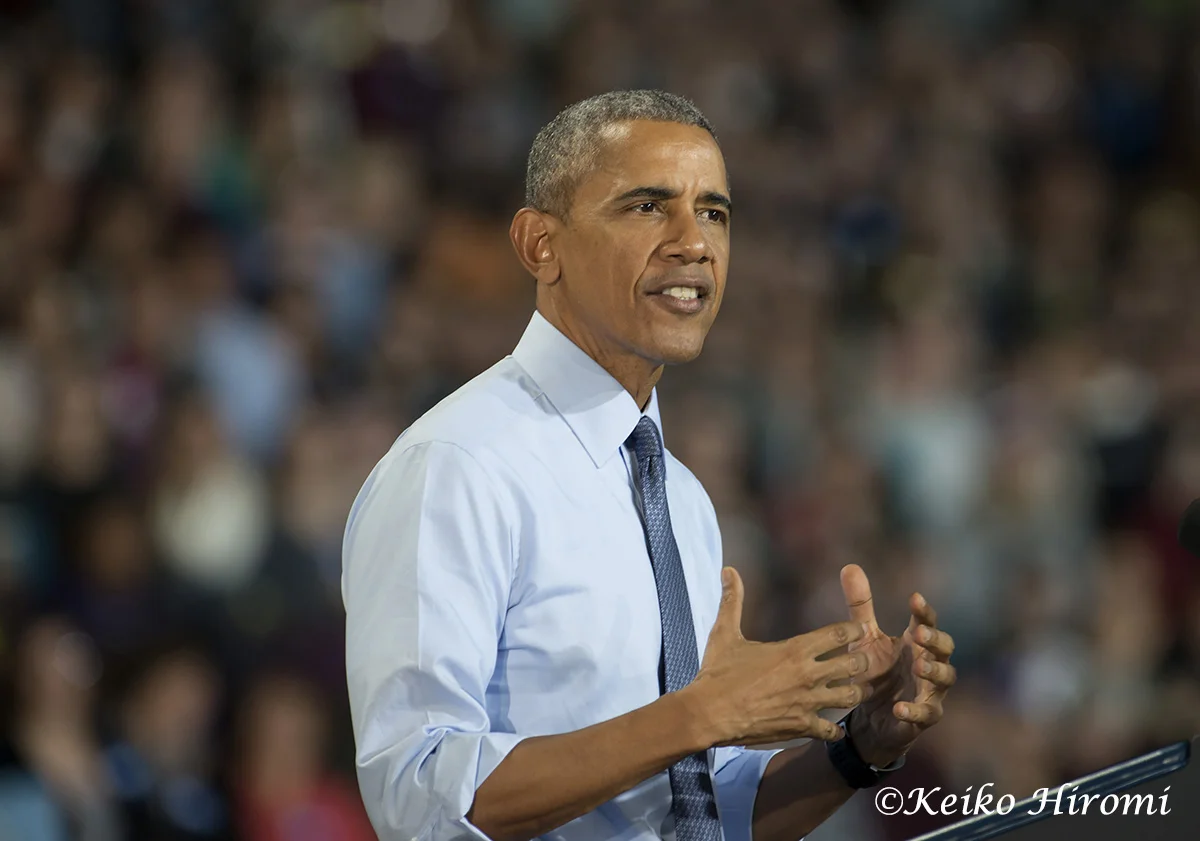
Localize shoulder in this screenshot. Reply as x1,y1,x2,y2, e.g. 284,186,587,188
403,357,539,451
380,357,549,474
342,364,537,591
347,358,544,521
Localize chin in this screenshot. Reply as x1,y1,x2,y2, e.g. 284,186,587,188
652,334,707,366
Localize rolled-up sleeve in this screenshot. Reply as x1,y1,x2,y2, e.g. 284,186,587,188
342,439,525,841
713,744,784,841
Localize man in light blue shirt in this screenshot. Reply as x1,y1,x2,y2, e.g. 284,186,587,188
342,91,957,841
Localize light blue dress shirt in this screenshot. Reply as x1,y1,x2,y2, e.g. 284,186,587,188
342,311,782,841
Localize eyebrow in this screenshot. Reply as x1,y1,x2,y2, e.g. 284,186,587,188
612,186,733,215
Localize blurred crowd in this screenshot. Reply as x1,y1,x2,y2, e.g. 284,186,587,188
1,0,1200,839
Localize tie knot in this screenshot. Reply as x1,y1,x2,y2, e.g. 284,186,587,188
626,416,663,463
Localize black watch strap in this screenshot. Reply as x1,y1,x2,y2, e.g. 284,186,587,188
826,712,906,789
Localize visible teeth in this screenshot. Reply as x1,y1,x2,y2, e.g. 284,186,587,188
663,286,699,300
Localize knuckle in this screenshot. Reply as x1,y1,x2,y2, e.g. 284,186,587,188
833,624,849,645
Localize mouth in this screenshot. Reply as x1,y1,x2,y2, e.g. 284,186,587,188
644,280,712,315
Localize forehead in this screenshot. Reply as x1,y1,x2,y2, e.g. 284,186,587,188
578,120,728,201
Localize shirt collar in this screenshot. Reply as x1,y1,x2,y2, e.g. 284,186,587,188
511,310,664,469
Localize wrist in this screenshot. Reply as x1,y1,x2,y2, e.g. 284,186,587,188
847,705,904,768
826,709,906,790
669,683,721,753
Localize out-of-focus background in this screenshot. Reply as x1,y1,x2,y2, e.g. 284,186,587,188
1,0,1199,839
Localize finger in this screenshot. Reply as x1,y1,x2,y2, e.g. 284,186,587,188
794,620,867,659
910,592,938,628
809,715,846,742
840,564,879,631
812,649,871,685
902,593,928,642
895,700,943,728
710,566,745,642
806,681,873,712
914,659,957,689
914,625,954,660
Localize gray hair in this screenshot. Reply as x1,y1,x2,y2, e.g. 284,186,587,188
524,90,718,219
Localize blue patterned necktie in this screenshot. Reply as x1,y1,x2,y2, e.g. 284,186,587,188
626,416,723,841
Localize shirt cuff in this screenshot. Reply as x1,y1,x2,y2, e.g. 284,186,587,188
712,746,784,841
418,731,527,841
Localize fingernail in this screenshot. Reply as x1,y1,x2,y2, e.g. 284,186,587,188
920,661,932,676
916,593,927,608
862,622,871,636
721,568,731,586
897,704,909,718
918,626,931,643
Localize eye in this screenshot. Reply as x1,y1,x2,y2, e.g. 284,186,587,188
632,201,659,214
701,208,728,225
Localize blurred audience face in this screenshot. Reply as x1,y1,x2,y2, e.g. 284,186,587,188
236,675,328,801
122,649,221,775
78,496,152,591
41,370,111,488
278,413,353,552
522,119,731,372
153,396,269,591
15,617,101,722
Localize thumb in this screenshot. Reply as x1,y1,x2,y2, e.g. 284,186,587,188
711,566,745,643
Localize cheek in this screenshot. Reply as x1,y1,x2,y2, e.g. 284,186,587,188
709,231,730,263
566,231,633,280
590,244,646,299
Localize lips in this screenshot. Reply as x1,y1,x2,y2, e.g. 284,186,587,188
643,277,714,300
647,285,709,315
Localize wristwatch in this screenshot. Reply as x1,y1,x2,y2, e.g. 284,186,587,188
825,709,906,789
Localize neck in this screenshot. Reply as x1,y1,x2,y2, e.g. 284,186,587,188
536,299,663,411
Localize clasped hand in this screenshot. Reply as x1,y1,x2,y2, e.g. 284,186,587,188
686,565,955,763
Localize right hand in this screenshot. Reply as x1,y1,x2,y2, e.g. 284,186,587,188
683,566,872,748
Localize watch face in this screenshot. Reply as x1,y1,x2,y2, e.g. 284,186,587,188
871,755,906,773
826,716,908,788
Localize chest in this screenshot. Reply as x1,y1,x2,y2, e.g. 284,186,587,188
495,441,721,723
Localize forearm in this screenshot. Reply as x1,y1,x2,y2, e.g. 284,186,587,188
468,690,709,841
751,740,856,841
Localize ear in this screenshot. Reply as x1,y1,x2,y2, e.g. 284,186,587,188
509,208,562,287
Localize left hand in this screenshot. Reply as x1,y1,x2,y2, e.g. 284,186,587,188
839,563,956,767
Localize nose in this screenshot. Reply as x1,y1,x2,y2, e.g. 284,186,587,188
658,211,710,265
